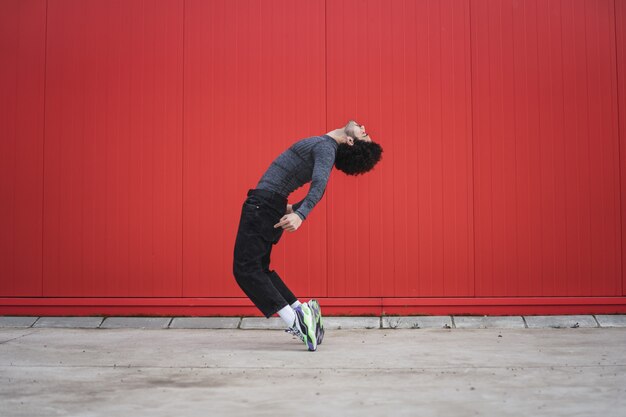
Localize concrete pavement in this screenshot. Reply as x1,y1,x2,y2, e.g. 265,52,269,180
1,318,625,416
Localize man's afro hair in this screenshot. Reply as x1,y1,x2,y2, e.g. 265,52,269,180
334,140,384,176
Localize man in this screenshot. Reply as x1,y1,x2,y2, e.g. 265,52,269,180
232,120,383,351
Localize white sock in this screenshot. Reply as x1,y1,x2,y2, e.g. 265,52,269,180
277,305,296,327
290,300,302,309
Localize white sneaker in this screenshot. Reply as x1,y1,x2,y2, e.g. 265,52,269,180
284,303,317,351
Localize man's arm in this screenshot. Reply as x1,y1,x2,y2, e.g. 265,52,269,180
291,198,305,212
293,142,336,221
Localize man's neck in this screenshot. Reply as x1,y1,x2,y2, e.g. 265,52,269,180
325,128,348,144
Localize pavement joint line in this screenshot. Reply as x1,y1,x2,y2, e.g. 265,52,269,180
166,317,174,328
592,314,601,327
0,330,39,345
521,316,528,328
30,317,42,328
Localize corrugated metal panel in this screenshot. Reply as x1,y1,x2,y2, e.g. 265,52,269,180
182,0,327,297
0,0,624,315
42,0,184,296
0,0,46,296
472,0,621,296
326,0,474,298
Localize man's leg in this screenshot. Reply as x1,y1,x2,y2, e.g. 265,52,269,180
261,249,299,308
233,194,318,351
232,201,290,319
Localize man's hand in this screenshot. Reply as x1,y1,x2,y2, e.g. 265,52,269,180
285,204,294,215
274,213,302,232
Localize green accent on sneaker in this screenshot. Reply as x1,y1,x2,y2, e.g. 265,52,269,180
308,299,324,345
300,303,317,351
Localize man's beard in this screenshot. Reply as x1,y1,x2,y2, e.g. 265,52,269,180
334,139,383,176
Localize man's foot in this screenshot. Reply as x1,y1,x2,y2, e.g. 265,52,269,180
308,299,324,345
284,303,317,351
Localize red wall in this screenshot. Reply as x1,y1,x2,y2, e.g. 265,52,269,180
1,0,625,316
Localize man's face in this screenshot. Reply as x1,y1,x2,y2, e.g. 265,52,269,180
347,120,371,143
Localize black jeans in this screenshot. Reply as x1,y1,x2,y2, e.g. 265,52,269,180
232,188,298,318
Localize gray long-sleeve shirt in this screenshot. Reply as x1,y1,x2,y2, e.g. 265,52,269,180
255,134,338,221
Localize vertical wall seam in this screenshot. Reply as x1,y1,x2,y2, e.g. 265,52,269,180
12,0,18,295
528,0,533,295
469,0,476,298
559,0,568,295
41,0,49,297
325,0,329,300
181,0,185,297
439,0,443,295
614,0,623,295
585,0,592,295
